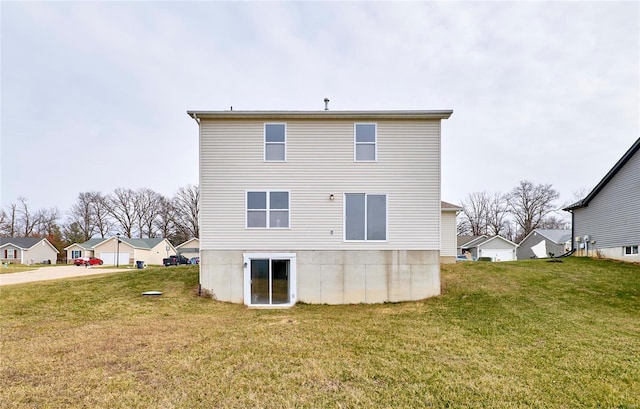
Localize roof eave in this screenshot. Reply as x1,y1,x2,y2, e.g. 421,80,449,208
187,110,453,121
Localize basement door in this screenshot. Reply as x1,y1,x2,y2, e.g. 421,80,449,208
243,253,296,307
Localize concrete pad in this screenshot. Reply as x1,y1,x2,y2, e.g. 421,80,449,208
0,265,130,286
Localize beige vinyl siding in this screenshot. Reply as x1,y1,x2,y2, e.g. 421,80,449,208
440,210,458,257
200,119,441,251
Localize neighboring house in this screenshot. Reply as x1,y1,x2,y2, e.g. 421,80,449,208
458,235,517,261
66,237,176,265
176,238,200,259
0,237,59,265
441,201,462,264
64,238,105,262
189,108,453,306
517,229,571,260
564,138,640,262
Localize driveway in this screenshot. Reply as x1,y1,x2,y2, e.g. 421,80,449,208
0,265,129,286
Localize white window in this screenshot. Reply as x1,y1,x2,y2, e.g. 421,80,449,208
246,191,290,229
265,123,286,161
344,193,387,241
6,249,16,259
72,250,82,259
624,245,639,255
354,123,376,161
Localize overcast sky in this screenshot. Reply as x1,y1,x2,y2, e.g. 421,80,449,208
1,1,638,220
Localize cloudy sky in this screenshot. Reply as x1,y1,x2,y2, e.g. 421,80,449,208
1,1,638,219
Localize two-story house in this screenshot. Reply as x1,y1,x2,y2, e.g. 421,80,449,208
188,108,452,306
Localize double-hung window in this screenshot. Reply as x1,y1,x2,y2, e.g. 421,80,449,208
265,123,286,161
354,123,376,161
72,250,82,259
246,191,290,228
624,245,639,256
344,193,387,241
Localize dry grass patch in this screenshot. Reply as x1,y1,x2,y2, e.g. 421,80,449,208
1,259,639,408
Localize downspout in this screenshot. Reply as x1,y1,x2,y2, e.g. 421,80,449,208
570,210,575,252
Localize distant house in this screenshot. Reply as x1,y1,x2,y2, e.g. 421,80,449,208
458,235,517,261
517,229,571,260
441,201,462,264
176,238,200,260
0,237,59,265
564,138,639,262
190,108,453,306
66,237,176,265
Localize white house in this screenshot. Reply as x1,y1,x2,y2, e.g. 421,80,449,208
564,138,639,262
176,238,200,260
189,108,453,306
458,235,518,262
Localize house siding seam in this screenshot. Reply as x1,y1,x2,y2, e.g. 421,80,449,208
573,150,640,251
199,119,441,251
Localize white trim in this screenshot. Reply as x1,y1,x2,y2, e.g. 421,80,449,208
343,192,388,242
623,245,639,256
264,123,287,162
243,253,297,307
353,123,377,162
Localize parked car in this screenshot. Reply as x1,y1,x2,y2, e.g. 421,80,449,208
163,255,191,267
190,257,200,265
456,254,476,262
74,257,104,266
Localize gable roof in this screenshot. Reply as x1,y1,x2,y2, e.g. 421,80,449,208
475,235,518,248
65,238,108,250
118,237,168,249
457,235,487,248
176,238,199,249
0,237,59,253
565,137,640,210
441,201,462,211
521,229,572,245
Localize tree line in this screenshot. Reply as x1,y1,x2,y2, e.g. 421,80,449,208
0,185,199,254
457,180,569,243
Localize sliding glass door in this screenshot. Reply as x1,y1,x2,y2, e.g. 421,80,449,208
244,253,296,306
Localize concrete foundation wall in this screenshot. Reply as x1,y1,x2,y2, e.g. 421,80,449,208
200,249,441,305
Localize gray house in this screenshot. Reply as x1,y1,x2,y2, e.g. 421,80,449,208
564,138,639,262
517,229,571,260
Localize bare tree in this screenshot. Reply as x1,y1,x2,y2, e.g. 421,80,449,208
506,180,560,241
485,192,510,236
154,196,176,239
67,192,96,241
134,188,162,238
91,192,113,238
538,215,570,230
173,184,199,239
108,188,138,238
0,204,18,237
460,191,490,236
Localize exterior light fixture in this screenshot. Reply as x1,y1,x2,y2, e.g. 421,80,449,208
330,194,335,200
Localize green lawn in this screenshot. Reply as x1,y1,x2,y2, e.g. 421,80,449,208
1,258,638,408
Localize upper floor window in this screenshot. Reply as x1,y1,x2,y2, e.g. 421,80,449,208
265,123,286,161
344,193,387,241
624,245,639,255
247,191,290,229
354,123,377,161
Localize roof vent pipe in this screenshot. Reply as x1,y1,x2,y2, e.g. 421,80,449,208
324,98,330,111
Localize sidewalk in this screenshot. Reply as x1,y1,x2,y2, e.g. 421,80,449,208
0,265,129,286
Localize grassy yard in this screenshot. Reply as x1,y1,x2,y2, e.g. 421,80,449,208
1,258,638,408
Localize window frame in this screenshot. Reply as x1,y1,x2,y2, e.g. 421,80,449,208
245,190,291,229
624,245,639,256
71,250,82,259
354,123,377,162
264,123,287,162
343,192,388,242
